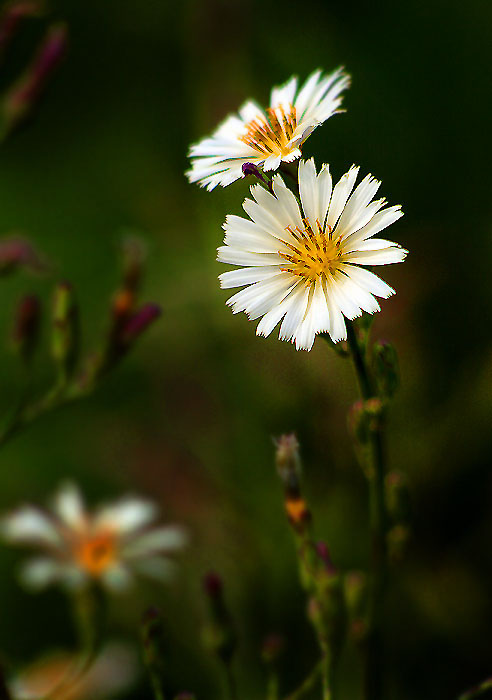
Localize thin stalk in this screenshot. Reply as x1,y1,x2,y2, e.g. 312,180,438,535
345,320,388,700
283,661,323,700
223,663,238,700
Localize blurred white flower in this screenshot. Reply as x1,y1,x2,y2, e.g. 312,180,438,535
1,483,187,592
10,643,137,700
187,68,350,190
218,158,407,351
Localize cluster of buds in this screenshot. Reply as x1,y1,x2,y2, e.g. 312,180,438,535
0,1,67,139
4,235,160,442
274,435,346,679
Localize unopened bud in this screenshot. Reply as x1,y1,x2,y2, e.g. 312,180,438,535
274,433,301,484
261,634,285,666
372,340,399,400
348,398,383,445
0,236,46,275
119,303,161,348
316,541,337,576
202,571,236,664
2,22,67,134
12,293,40,363
52,282,79,380
242,162,266,182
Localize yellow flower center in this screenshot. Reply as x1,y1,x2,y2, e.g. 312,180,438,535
240,105,297,157
279,221,343,285
74,532,116,576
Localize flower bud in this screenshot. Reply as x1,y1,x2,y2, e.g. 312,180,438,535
51,281,79,380
2,22,67,135
0,236,46,275
12,293,40,363
242,162,266,182
274,433,301,484
372,340,399,400
119,303,161,348
202,571,236,665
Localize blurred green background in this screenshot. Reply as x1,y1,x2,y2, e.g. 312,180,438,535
0,0,491,698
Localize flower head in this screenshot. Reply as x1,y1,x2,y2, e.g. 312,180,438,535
217,158,407,351
187,69,350,191
1,482,187,591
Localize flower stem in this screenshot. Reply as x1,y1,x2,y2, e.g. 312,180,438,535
345,320,388,700
282,661,323,700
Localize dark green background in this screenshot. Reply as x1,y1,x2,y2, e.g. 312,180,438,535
0,0,491,698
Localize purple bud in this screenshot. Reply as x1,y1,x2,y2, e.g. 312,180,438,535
3,23,67,129
203,571,223,599
119,303,161,346
316,541,337,575
242,162,266,183
0,236,46,275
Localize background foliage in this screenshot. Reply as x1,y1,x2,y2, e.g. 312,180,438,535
0,0,491,698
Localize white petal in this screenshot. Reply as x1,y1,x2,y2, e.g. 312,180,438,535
226,274,295,317
101,564,133,592
340,264,395,298
335,271,380,314
343,205,404,249
131,557,176,582
336,174,381,236
19,557,62,589
298,158,319,229
53,482,86,530
256,284,301,338
122,526,188,559
326,273,362,320
271,75,298,109
1,507,60,547
279,286,311,342
217,247,282,267
270,176,305,235
317,164,333,229
95,498,157,535
326,166,359,231
322,277,347,342
219,266,280,289
345,243,408,265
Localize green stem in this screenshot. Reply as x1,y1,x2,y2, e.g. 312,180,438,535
459,678,492,700
345,320,388,700
283,661,323,700
223,662,238,700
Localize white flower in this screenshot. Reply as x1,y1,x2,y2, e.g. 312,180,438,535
187,68,350,191
217,158,407,351
1,482,187,592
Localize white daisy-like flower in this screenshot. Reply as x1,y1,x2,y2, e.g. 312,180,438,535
217,158,407,351
1,483,187,592
187,68,350,190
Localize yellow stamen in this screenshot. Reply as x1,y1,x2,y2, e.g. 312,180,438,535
279,221,343,285
240,104,297,157
74,532,116,576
